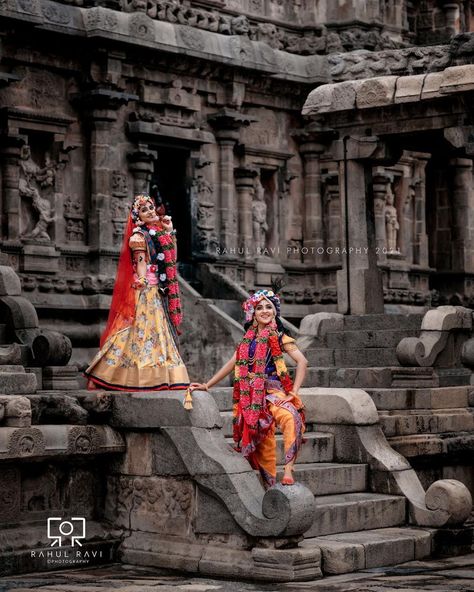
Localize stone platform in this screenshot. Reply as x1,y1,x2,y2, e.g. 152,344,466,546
1,553,474,591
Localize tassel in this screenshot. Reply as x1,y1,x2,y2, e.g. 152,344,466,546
183,387,193,410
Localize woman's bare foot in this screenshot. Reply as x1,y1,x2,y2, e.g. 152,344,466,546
281,465,295,486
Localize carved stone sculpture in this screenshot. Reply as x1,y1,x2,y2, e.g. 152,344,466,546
384,186,399,252
252,177,268,254
19,145,55,241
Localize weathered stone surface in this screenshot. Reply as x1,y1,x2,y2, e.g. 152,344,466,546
302,82,356,115
440,64,474,93
394,74,426,103
110,391,223,429
0,369,37,394
0,396,32,427
305,492,406,537
299,388,379,425
0,266,21,296
420,306,473,331
355,76,397,109
421,71,445,99
291,463,367,496
0,424,124,461
425,479,472,525
299,312,344,337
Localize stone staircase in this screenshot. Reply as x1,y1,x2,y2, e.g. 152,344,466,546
298,312,474,495
214,386,434,575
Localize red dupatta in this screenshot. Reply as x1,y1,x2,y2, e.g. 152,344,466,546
99,215,136,347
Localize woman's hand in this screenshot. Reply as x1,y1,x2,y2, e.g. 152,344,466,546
190,382,208,392
161,215,173,233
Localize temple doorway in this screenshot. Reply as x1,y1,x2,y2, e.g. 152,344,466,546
151,147,192,263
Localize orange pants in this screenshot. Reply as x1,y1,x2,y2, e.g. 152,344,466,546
253,391,305,486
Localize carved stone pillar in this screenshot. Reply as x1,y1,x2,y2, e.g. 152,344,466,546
299,142,325,254
234,167,257,259
372,170,392,263
449,157,474,272
332,136,398,314
0,136,23,243
413,155,430,268
127,146,157,196
74,89,136,272
321,171,341,264
208,109,253,257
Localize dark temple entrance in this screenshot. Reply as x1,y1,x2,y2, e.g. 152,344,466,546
151,147,192,263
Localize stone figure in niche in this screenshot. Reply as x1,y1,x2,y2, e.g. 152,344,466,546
252,178,268,254
19,145,55,241
385,185,399,252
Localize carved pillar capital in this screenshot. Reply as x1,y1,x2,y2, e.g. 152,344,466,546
127,146,157,195
71,88,138,123
234,167,258,189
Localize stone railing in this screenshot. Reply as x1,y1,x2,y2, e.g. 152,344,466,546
107,390,320,581
397,305,473,367
300,387,473,527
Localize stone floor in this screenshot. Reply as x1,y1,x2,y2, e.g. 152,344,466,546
0,554,474,592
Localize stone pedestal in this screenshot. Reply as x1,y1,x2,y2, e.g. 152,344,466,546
22,242,60,274
42,366,79,390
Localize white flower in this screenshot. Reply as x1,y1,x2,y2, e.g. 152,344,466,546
159,273,167,282
157,253,165,260
149,229,156,236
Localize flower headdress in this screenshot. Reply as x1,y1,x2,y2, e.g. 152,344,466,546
130,193,166,225
242,289,281,323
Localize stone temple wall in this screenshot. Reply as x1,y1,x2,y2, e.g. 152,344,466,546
0,1,473,362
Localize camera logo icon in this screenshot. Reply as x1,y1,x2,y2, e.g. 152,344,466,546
47,517,86,547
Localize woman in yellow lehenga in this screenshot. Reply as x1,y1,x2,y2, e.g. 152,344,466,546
85,194,189,391
191,289,307,487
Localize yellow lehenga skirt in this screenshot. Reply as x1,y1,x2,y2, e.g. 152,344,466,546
85,286,189,391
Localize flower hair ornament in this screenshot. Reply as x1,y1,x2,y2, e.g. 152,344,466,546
130,194,166,225
242,289,281,323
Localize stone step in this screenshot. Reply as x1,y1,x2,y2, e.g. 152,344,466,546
305,366,441,389
305,492,406,538
367,386,471,410
326,329,419,349
342,314,423,331
388,432,474,457
380,408,474,437
0,371,37,394
225,431,335,464
301,526,432,575
287,462,367,496
305,348,399,368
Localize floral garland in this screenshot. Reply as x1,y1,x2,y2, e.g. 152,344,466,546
137,225,182,329
233,324,294,452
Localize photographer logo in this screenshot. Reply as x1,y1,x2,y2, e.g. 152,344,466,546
47,517,86,547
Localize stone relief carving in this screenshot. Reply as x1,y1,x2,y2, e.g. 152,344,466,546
22,467,60,511
0,468,20,519
67,426,102,454
111,197,131,246
64,196,85,242
328,45,450,81
19,145,56,241
7,428,45,457
193,173,218,254
119,0,407,56
117,476,193,518
252,177,268,254
385,185,399,253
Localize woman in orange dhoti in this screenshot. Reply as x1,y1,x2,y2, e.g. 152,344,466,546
191,289,307,487
85,194,189,391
